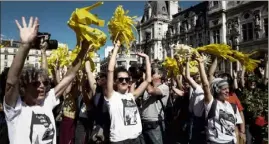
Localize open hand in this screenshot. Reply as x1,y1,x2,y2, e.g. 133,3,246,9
192,52,205,63
114,40,121,48
136,52,148,58
15,17,39,44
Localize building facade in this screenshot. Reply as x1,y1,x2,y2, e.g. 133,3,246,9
159,1,268,73
0,39,101,74
136,1,179,61
0,39,54,72
100,45,138,72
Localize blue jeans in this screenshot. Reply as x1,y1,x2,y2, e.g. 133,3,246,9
142,121,165,144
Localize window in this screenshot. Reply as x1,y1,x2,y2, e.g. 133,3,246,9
242,22,253,41
244,13,250,19
213,29,220,43
213,1,218,6
162,7,166,12
35,50,38,54
4,62,7,67
4,55,7,60
35,63,38,68
27,56,29,60
13,49,17,53
189,36,193,45
4,49,8,53
264,18,268,37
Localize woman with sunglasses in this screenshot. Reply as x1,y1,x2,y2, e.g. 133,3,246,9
106,40,152,144
3,17,92,144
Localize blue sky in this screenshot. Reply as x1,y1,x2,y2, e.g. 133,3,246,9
1,1,200,59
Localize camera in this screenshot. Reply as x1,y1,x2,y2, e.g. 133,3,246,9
32,32,58,49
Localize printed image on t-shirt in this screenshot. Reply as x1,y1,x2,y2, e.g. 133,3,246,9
30,111,55,144
218,109,236,136
122,99,138,126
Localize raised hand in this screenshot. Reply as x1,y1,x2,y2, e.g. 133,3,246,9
136,52,148,58
192,52,205,63
15,17,39,44
114,40,121,48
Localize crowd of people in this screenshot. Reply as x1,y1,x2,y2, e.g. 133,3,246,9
0,16,268,144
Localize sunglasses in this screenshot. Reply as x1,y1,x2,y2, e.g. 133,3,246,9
117,77,130,83
31,81,49,87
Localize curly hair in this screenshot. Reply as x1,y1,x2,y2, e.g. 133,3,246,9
19,66,50,96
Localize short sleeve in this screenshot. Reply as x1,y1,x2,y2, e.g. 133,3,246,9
204,98,214,117
235,107,243,124
44,88,60,110
104,91,117,103
158,84,169,97
4,96,22,122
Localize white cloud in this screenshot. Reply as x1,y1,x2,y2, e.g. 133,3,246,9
135,16,142,22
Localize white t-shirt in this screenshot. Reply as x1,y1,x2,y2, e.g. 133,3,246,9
189,85,204,116
4,89,59,144
105,91,142,142
205,98,243,143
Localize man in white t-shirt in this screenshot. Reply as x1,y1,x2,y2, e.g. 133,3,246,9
4,17,92,144
105,41,152,143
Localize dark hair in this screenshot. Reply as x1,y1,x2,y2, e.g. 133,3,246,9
99,72,107,79
114,67,129,79
129,64,143,80
0,67,10,103
218,73,234,92
19,67,50,96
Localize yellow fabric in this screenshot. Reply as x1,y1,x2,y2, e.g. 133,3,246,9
162,57,179,77
231,50,260,72
196,44,234,60
108,5,137,49
65,1,106,72
67,1,107,51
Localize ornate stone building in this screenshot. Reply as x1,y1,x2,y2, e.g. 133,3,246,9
136,1,179,61
165,1,209,58
208,1,268,72
160,1,268,73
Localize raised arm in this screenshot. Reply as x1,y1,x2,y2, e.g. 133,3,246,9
208,57,218,84
107,40,121,99
54,41,91,98
185,57,199,89
233,70,239,89
175,75,183,90
132,53,151,97
195,53,213,104
40,38,49,72
5,17,39,107
85,60,97,96
240,67,245,88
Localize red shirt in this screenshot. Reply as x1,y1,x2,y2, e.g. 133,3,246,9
226,92,244,112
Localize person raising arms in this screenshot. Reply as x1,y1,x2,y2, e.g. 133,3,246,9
106,40,151,144
4,17,92,144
